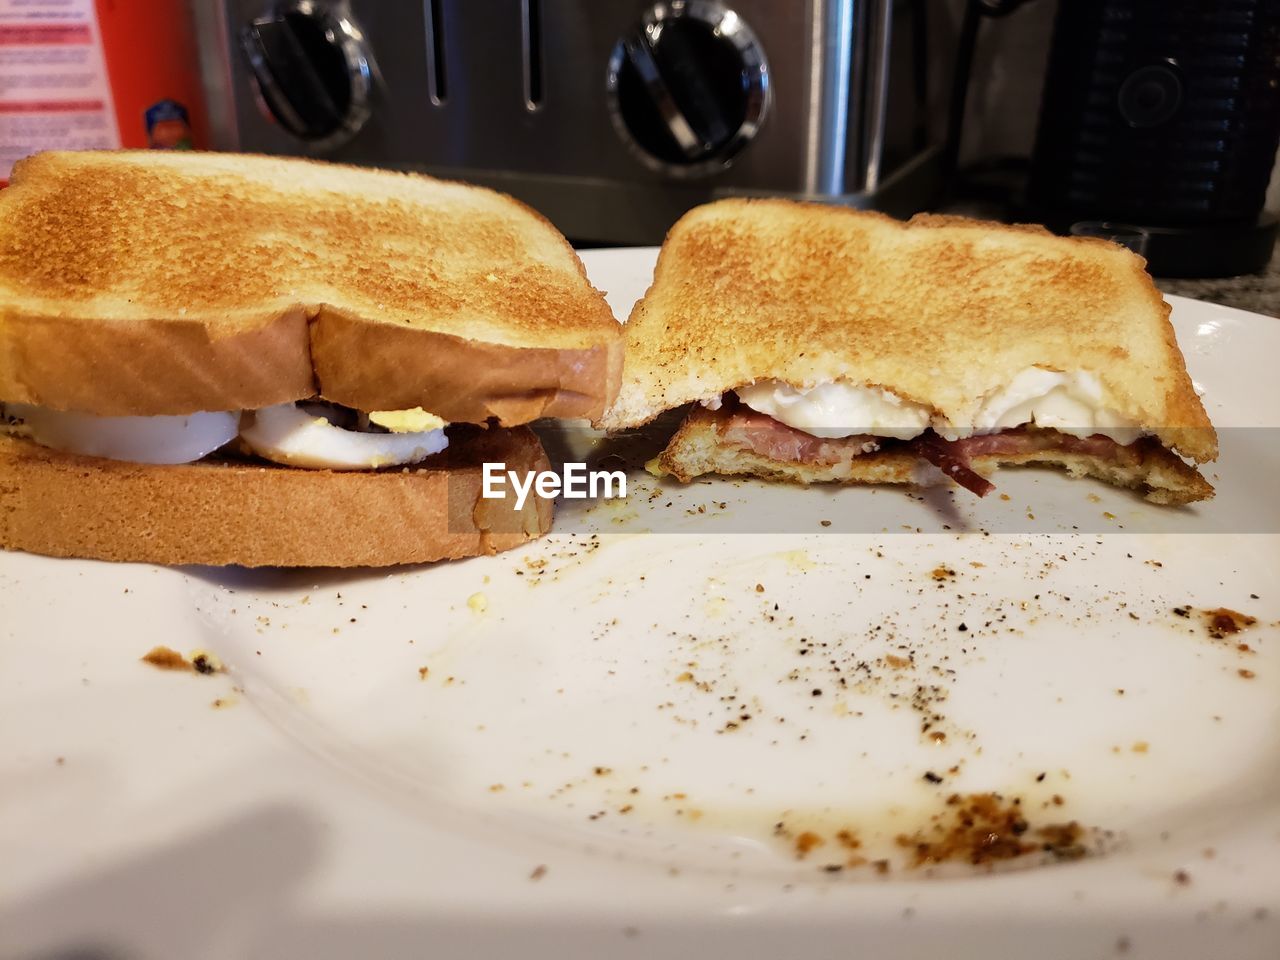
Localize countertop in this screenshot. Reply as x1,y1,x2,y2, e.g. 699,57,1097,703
1157,255,1279,318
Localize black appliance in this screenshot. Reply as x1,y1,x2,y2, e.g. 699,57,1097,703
1029,0,1280,277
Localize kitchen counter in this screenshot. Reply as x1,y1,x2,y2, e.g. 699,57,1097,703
1157,255,1279,318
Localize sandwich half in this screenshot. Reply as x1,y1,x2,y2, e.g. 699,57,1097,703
0,150,622,566
598,200,1216,505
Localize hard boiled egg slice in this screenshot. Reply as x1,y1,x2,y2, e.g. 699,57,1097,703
4,403,239,464
240,403,449,470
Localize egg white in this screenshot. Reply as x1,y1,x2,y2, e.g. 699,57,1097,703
239,403,449,470
4,404,239,464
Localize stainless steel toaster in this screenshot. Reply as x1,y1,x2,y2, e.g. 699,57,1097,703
199,0,941,243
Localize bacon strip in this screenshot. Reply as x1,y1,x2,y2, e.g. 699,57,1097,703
916,436,995,497
719,405,878,466
712,403,1135,498
949,430,1120,460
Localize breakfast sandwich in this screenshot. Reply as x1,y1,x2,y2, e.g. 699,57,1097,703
0,150,623,566
598,199,1216,505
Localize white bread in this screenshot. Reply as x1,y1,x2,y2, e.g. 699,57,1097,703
653,405,1213,506
0,151,621,423
0,427,552,567
599,199,1216,464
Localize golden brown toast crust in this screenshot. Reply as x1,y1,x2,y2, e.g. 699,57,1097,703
0,306,317,415
311,306,622,424
653,405,1214,506
0,427,553,567
599,199,1216,463
0,151,621,422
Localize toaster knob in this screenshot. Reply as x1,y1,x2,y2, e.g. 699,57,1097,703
241,2,372,148
608,3,770,175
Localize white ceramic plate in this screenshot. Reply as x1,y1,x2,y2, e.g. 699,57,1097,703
3,249,1278,960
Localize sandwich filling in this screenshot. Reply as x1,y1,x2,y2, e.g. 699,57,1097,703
1,406,240,465
733,369,1141,444
710,369,1155,497
1,401,450,471
734,381,930,441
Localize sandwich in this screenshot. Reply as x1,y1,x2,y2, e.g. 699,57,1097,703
598,199,1216,505
0,150,622,566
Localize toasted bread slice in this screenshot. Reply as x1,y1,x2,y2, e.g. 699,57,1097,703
0,426,552,567
0,151,621,422
654,405,1213,506
599,199,1215,464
